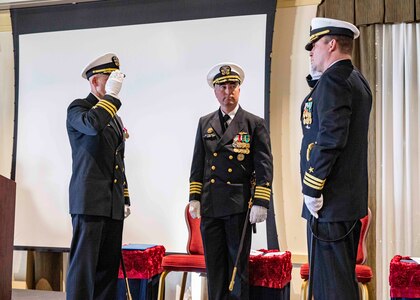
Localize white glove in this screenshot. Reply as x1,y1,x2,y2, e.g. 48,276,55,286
189,200,201,219
124,204,131,218
304,194,323,219
249,205,267,224
105,70,125,98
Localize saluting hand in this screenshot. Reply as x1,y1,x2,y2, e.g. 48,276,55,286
105,70,125,99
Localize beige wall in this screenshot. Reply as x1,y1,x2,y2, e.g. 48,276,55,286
271,5,317,299
0,10,13,178
0,4,318,299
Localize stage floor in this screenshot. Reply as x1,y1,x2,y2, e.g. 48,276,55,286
12,289,65,300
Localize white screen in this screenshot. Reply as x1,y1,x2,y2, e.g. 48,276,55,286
15,14,267,251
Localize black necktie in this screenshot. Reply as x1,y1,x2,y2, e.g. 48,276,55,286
223,114,230,133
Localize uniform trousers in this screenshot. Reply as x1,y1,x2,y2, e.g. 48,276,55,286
307,218,361,300
201,213,251,300
66,214,124,300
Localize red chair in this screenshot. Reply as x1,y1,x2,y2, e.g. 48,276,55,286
300,208,373,300
157,204,206,300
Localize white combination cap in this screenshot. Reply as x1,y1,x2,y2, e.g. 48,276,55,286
81,52,120,79
305,17,360,51
206,62,245,88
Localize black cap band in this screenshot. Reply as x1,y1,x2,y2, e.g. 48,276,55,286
305,26,355,51
85,62,119,79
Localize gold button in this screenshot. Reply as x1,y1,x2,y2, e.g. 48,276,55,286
210,179,215,183
115,165,119,170
211,166,216,171
227,181,231,184
228,168,233,173
229,155,233,160
213,152,218,157
114,179,117,183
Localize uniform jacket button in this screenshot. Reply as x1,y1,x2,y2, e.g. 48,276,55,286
210,179,215,183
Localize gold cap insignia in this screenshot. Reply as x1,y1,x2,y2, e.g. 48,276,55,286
220,65,231,76
112,56,120,67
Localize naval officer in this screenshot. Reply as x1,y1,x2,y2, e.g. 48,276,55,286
189,62,273,299
66,53,131,300
300,18,372,299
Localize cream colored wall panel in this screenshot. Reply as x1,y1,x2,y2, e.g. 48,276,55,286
0,30,14,178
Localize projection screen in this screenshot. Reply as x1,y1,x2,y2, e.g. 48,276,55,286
11,0,276,252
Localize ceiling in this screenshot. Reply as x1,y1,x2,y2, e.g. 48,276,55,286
0,0,97,10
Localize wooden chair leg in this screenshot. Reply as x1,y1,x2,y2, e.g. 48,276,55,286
301,279,308,300
157,270,170,300
358,282,369,300
179,272,188,300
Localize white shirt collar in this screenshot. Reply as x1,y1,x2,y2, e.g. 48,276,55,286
222,104,239,121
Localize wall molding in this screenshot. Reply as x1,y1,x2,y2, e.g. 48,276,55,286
277,0,320,8
0,11,11,32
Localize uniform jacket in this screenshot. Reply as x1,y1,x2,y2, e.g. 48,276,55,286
67,93,130,220
300,59,372,222
189,106,273,218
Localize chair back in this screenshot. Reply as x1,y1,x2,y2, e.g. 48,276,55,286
356,208,372,265
185,204,204,255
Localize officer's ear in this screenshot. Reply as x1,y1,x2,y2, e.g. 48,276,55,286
89,74,102,88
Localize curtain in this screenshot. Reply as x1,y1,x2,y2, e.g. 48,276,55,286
375,22,420,299
317,0,420,25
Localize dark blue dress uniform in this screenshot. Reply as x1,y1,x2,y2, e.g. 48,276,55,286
189,106,273,299
300,59,371,221
66,92,130,300
300,59,372,299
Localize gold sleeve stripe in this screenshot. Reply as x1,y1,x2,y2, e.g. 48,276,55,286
255,186,271,193
254,193,270,201
255,189,271,196
255,192,271,199
303,179,324,190
95,102,114,116
304,174,324,185
304,172,325,184
98,100,117,115
190,181,202,195
255,186,271,200
304,176,325,189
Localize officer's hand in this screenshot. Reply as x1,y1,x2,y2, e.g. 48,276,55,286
124,204,131,218
303,194,323,219
105,70,125,99
189,200,201,219
249,205,267,224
